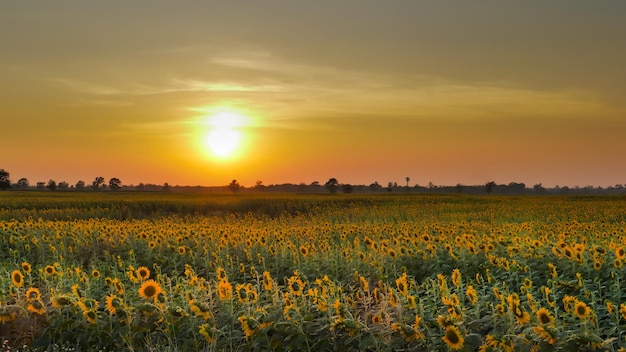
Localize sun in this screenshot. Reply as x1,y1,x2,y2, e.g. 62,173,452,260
202,111,248,159
207,128,240,156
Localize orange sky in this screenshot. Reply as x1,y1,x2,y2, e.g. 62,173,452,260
2,2,625,188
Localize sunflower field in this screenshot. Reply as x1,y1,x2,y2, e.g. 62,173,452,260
1,192,626,351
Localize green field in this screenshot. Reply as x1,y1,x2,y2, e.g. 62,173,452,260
2,192,626,351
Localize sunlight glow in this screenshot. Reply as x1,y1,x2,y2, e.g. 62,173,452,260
206,128,241,157
197,108,252,160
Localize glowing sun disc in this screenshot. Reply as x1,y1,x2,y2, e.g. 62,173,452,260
206,128,241,157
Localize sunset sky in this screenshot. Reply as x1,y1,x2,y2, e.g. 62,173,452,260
2,1,625,188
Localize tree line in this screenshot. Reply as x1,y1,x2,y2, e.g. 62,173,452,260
1,169,624,195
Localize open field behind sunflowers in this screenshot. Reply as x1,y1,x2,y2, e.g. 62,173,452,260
2,192,626,351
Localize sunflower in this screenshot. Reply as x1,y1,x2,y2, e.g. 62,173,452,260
114,279,125,295
21,262,32,274
619,303,626,320
371,313,383,324
190,302,212,320
593,260,603,271
532,326,556,345
217,279,233,300
51,295,72,309
299,245,309,256
537,307,553,325
614,258,623,269
91,269,101,279
199,323,215,343
606,301,614,314
177,246,186,255
574,300,591,320
359,276,369,292
105,294,121,315
547,263,558,278
451,269,461,288
27,299,46,315
395,273,409,297
148,241,157,249
442,325,464,350
26,287,41,302
465,285,477,305
616,247,626,259
11,270,24,288
138,280,162,301
216,267,227,281
238,315,255,338
83,309,98,324
407,295,417,309
44,265,57,275
136,266,150,280
0,310,17,324
287,275,305,296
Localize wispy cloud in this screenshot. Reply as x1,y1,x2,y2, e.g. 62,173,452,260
60,99,134,108
208,49,618,122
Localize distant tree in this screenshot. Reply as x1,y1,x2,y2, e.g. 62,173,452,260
92,176,105,190
109,178,122,191
36,182,45,190
58,181,69,190
46,180,57,191
136,183,145,191
163,183,170,192
405,177,410,189
228,179,241,193
387,182,394,192
508,182,526,194
255,180,266,191
342,184,354,194
325,178,339,194
456,183,464,193
17,178,29,190
369,181,382,192
75,180,86,190
485,181,496,194
0,169,10,191
533,183,546,194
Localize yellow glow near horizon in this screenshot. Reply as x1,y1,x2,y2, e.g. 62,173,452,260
200,110,250,160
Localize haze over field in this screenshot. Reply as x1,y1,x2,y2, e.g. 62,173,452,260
2,1,625,188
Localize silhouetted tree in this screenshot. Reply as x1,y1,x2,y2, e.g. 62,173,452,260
163,183,170,192
17,178,29,190
456,183,464,193
325,178,339,194
508,182,526,194
406,177,410,188
109,178,122,191
0,169,10,191
75,180,85,190
342,184,354,194
533,183,546,194
369,181,382,192
92,176,105,190
46,180,57,191
485,181,496,194
58,181,69,190
228,179,241,193
36,182,45,190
